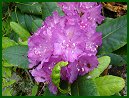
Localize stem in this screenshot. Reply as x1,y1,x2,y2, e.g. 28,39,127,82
25,69,34,84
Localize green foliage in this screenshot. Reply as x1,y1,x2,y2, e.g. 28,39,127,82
97,15,127,54
2,88,12,96
2,67,12,78
11,11,42,33
18,40,28,45
41,2,64,20
2,18,12,36
43,86,56,96
51,61,68,87
113,44,127,55
10,22,30,41
105,53,127,66
2,45,29,69
89,56,110,79
2,37,17,49
31,85,38,96
32,19,43,32
16,2,42,15
51,61,68,94
11,11,28,30
2,78,16,88
95,75,125,96
2,65,16,96
71,76,100,96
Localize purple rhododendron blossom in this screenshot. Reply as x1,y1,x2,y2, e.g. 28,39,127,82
28,2,104,94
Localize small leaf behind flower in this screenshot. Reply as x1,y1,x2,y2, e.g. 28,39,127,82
51,61,68,93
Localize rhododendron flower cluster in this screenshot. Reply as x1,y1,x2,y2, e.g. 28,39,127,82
28,2,104,94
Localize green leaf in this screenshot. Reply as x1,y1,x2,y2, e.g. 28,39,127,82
10,22,30,41
3,78,16,87
11,11,27,28
95,75,125,96
43,86,69,96
3,61,14,67
97,15,127,54
16,2,42,15
89,56,110,79
32,19,43,32
2,67,12,78
106,53,127,66
121,55,127,64
71,75,100,96
113,44,127,55
11,11,42,33
102,17,113,23
51,61,68,94
2,87,12,96
7,31,19,43
41,2,64,20
2,45,29,69
2,18,12,36
51,61,68,87
2,37,17,49
18,40,28,45
31,85,38,96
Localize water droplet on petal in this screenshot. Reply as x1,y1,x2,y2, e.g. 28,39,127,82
77,68,80,72
48,67,51,69
81,68,85,72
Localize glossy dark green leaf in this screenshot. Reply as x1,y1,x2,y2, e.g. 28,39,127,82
2,45,29,69
113,44,127,55
89,56,110,79
71,75,100,96
11,11,27,30
7,31,19,43
121,55,127,64
106,53,127,66
102,17,113,23
16,2,42,15
24,14,33,32
41,2,64,20
97,15,127,54
11,11,42,33
32,19,43,32
95,75,125,96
